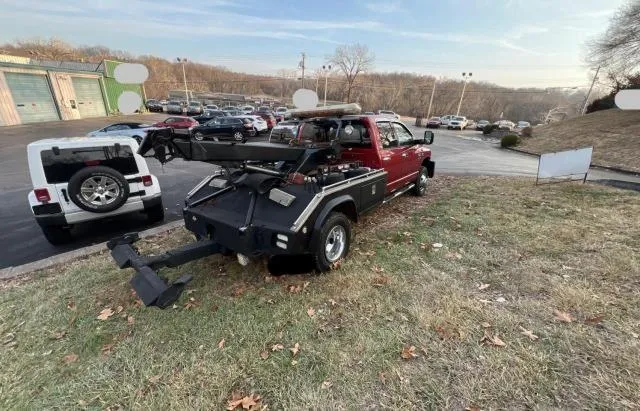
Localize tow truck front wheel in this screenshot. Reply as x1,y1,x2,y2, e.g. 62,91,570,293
412,166,428,196
313,212,351,272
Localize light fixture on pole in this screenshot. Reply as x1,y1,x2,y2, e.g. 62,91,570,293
322,64,332,106
177,57,189,104
456,72,472,116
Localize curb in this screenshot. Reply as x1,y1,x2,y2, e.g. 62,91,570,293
0,220,185,280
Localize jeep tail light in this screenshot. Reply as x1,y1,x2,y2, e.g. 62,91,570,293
34,188,51,202
141,175,153,187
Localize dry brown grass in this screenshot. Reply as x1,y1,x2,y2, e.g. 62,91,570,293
1,176,639,410
518,109,640,173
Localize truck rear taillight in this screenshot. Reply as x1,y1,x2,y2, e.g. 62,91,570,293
34,188,51,202
141,175,153,187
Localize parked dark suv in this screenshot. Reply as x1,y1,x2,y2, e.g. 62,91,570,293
191,116,256,141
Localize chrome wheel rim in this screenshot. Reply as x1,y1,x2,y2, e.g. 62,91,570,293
233,132,243,141
419,173,427,193
324,225,346,262
194,132,204,141
80,176,120,206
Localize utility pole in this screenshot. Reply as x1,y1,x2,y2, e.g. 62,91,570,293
177,57,189,104
456,72,472,116
322,64,331,106
581,65,600,115
299,52,306,88
426,78,436,119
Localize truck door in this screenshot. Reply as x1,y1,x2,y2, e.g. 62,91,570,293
376,121,410,193
391,122,420,183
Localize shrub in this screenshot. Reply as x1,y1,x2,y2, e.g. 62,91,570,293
483,124,498,135
521,126,533,137
501,134,519,148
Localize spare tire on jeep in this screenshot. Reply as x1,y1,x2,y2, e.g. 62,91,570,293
67,166,129,213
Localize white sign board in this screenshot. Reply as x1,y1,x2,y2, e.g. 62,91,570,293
537,147,592,182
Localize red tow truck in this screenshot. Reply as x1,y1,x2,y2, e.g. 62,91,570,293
108,104,435,308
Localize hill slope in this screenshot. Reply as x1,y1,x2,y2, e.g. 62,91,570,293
518,109,640,173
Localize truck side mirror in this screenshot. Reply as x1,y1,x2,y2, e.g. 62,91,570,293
423,130,434,145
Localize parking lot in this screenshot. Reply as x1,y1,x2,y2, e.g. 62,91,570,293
0,114,633,269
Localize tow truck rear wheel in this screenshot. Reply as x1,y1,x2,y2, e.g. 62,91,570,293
412,166,429,196
313,212,351,272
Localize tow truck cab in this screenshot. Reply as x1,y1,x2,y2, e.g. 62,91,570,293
294,115,435,194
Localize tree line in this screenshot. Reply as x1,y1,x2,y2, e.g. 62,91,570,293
1,38,587,123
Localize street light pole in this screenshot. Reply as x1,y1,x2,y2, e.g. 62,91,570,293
581,65,601,115
322,64,331,106
426,78,436,120
177,57,189,104
456,72,472,116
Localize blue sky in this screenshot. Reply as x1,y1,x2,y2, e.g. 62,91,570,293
0,0,624,88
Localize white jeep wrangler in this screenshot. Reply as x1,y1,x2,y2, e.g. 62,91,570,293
27,137,163,245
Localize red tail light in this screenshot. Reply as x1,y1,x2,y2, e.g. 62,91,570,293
244,123,253,128
34,188,51,202
141,175,153,187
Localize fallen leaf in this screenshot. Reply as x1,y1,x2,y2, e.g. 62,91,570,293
260,350,270,360
553,309,574,323
172,304,178,309
478,299,491,304
66,301,76,311
186,289,196,295
97,308,114,321
291,360,298,366
321,380,333,389
329,259,342,270
434,322,460,340
42,350,52,356
379,372,386,384
519,326,539,341
63,353,78,363
184,298,199,309
127,316,135,325
561,265,575,270
480,331,506,347
478,283,490,291
226,393,261,410
307,308,316,317
290,343,300,357
115,306,124,314
360,250,376,256
495,297,507,303
400,345,418,359
218,338,225,349
101,343,114,356
148,375,161,384
329,299,337,306
50,331,67,340
373,275,391,287
481,322,492,328
432,243,443,249
465,405,481,411
211,304,219,313
271,343,284,352
287,284,302,294
585,314,604,325
372,265,385,273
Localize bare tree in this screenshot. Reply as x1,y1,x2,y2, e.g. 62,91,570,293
588,0,640,72
329,44,374,102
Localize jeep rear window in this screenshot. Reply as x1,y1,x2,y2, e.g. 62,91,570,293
40,146,138,184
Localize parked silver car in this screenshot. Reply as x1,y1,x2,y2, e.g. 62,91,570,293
166,100,183,114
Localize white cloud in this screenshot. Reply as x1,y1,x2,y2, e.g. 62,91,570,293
577,9,616,18
508,25,549,40
365,1,402,13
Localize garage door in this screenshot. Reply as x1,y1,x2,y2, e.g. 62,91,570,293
4,72,60,124
71,77,106,118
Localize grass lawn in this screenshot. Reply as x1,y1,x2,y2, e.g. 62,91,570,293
517,108,640,173
1,176,639,410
